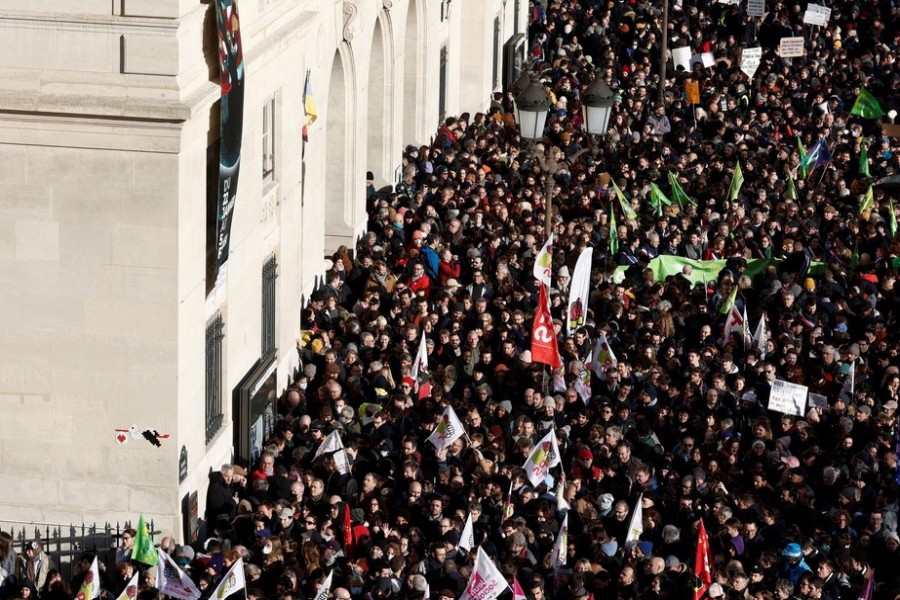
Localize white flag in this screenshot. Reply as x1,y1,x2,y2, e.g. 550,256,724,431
753,316,767,358
410,332,432,399
743,307,752,350
533,233,555,287
314,430,351,474
114,572,140,600
591,332,618,380
459,514,476,552
313,570,333,600
722,304,745,346
549,513,569,568
75,556,101,600
212,557,246,600
427,405,465,451
566,247,593,336
459,547,510,600
157,549,201,600
522,429,562,487
625,494,644,547
556,471,570,511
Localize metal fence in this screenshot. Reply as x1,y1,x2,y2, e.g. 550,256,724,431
0,519,157,582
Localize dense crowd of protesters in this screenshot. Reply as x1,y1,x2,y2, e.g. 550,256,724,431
4,0,900,600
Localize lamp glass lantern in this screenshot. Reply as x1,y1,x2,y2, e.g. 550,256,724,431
582,76,616,136
515,76,552,141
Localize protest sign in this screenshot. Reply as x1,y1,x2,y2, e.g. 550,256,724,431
803,4,831,25
779,37,805,57
747,0,765,17
673,46,692,71
769,379,808,416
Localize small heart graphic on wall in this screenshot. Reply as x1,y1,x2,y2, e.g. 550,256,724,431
116,433,128,445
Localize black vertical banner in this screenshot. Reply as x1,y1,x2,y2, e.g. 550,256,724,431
215,0,245,273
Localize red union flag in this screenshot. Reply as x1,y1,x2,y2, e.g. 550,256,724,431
692,519,713,600
460,547,509,600
531,283,561,368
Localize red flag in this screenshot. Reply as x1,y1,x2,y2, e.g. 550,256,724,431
531,283,562,368
693,519,713,600
512,576,527,600
343,504,354,559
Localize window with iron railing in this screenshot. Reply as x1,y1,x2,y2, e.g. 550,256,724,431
205,313,224,444
262,254,278,357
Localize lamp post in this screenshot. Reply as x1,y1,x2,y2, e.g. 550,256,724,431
582,76,616,137
658,0,669,106
515,74,554,236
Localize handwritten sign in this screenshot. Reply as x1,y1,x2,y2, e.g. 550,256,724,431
803,4,831,25
741,47,762,79
779,37,805,57
673,46,692,72
747,0,765,17
769,379,809,416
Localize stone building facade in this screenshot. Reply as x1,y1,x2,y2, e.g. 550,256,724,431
0,0,525,540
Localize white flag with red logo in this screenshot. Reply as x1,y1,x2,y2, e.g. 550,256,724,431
533,233,555,287
722,304,745,346
549,513,569,568
523,429,561,487
459,547,510,600
426,405,465,452
459,514,476,552
74,556,101,600
156,549,201,600
411,331,432,399
566,247,593,335
212,557,246,600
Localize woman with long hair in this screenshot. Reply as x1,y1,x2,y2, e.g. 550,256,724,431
0,532,17,588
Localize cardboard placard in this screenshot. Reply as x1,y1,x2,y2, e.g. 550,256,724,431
779,37,806,57
685,81,700,104
673,46,692,72
747,0,765,17
803,4,831,25
884,123,900,138
769,379,809,416
808,392,828,410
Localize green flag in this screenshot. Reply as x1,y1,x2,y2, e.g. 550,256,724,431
850,243,860,271
785,169,799,201
132,515,158,565
860,185,875,216
668,171,697,207
720,284,739,315
649,183,672,217
612,180,637,219
609,203,619,256
797,138,808,179
891,198,898,238
728,163,744,202
859,140,871,178
850,88,885,119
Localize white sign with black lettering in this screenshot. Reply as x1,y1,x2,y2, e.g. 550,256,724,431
747,0,765,17
779,37,806,57
803,4,831,25
741,47,762,79
769,379,809,416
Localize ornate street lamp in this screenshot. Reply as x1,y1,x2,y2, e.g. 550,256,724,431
582,75,616,136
